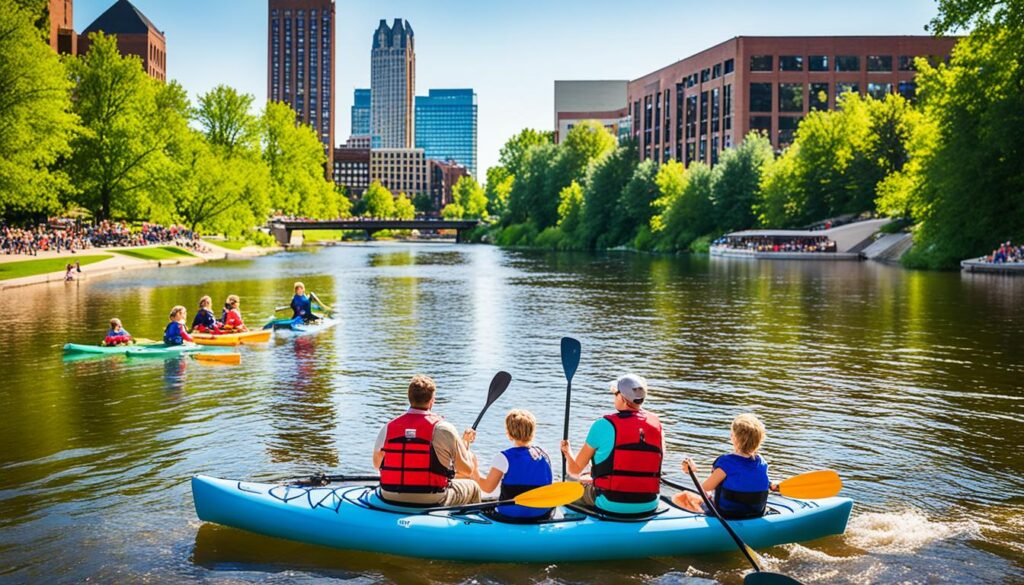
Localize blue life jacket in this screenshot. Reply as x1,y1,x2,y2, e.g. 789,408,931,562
164,321,185,345
191,308,217,330
496,446,553,520
712,453,770,519
106,328,130,338
291,294,313,320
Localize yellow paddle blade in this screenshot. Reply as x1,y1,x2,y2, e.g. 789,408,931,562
779,469,842,499
192,336,241,346
192,353,241,365
512,481,584,508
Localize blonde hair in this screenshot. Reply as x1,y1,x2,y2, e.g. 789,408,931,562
198,295,212,309
294,282,305,292
732,413,766,456
109,318,122,329
169,306,186,320
505,409,536,443
226,294,240,307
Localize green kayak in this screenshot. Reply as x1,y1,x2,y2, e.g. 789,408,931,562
63,342,158,355
125,344,227,358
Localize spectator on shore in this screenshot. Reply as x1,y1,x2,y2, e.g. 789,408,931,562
987,240,1023,264
1,219,202,257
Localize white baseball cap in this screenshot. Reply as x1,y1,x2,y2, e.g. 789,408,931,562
612,374,648,405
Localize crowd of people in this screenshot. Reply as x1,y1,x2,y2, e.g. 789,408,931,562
713,236,838,253
984,240,1023,263
1,219,204,256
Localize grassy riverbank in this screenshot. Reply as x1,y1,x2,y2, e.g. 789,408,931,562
112,246,194,261
0,255,112,280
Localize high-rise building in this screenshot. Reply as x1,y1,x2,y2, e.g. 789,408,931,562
268,0,336,173
79,0,166,81
351,88,371,137
47,0,77,55
628,36,957,167
553,80,630,144
415,89,478,178
371,19,415,149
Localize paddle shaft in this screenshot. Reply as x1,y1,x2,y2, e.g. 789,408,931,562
288,473,380,486
684,467,763,573
562,379,571,481
559,338,580,482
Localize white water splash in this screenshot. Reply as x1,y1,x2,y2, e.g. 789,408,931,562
845,509,979,554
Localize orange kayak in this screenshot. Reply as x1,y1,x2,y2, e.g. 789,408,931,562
192,329,272,346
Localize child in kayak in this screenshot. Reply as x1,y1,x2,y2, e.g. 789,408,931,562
191,295,220,333
467,409,554,521
220,295,247,332
290,282,319,323
103,318,133,346
164,306,193,346
678,413,777,519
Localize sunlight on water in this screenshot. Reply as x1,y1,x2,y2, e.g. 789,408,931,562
845,509,979,553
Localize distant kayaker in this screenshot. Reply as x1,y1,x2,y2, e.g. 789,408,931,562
290,282,318,323
191,295,220,333
164,306,194,346
560,374,664,516
372,375,481,506
677,413,775,519
220,295,247,332
103,318,133,346
467,409,553,521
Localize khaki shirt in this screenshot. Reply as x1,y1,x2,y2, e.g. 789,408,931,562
374,408,469,505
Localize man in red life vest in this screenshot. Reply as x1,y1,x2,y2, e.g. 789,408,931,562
560,374,665,515
372,375,481,506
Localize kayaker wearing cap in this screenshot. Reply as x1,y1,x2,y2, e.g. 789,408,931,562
372,375,482,506
560,374,664,515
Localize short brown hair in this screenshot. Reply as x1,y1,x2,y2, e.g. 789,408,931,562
408,375,436,408
732,413,766,456
169,305,186,320
505,409,536,443
109,318,122,328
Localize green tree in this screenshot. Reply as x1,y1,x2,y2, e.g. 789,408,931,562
0,0,76,218
756,148,802,228
505,142,555,225
393,193,415,220
556,180,584,235
712,132,774,232
412,193,433,213
613,160,660,247
659,163,716,251
362,181,395,218
484,165,513,217
195,85,258,154
441,202,464,219
579,142,638,248
452,175,488,219
929,0,1024,35
498,128,553,178
261,100,339,218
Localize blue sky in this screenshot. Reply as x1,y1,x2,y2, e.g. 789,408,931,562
74,0,942,175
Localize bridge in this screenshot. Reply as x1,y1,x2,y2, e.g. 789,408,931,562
267,218,484,246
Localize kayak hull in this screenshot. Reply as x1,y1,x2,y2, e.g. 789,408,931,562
263,317,338,336
64,342,160,355
125,344,227,358
191,475,852,563
193,330,272,346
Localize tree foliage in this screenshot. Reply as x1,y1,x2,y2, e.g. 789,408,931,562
261,100,341,219
452,175,488,219
361,181,395,218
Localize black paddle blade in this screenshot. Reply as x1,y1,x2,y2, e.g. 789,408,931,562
560,337,581,380
471,371,512,430
744,571,805,585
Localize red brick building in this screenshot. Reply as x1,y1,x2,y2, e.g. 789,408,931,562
627,36,958,166
333,146,370,197
79,0,167,82
47,0,77,55
430,160,469,212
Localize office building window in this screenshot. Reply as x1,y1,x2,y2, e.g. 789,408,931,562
711,136,720,165
686,142,695,164
898,81,917,101
749,83,772,112
808,55,828,72
701,68,710,83
724,58,735,74
779,55,803,71
700,91,708,136
836,82,860,97
654,93,662,144
711,87,720,132
778,116,802,149
750,55,773,72
779,83,804,112
723,84,732,131
835,55,860,72
899,55,918,71
699,140,707,163
750,116,771,139
685,94,697,140
809,83,828,111
867,55,893,72
712,63,722,79
867,82,893,99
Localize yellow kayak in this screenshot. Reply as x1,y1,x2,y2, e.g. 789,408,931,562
192,329,272,346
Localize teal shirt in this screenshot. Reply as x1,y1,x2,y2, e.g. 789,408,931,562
585,417,660,514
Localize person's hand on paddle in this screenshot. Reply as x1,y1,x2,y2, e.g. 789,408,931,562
682,458,698,474
462,428,476,446
560,439,572,459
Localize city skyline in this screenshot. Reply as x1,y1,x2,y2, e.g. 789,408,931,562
69,0,943,177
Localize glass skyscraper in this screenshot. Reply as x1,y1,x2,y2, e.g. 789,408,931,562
351,88,371,137
371,19,415,149
415,89,478,178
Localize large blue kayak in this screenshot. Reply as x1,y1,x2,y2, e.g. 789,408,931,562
262,316,338,336
191,475,853,562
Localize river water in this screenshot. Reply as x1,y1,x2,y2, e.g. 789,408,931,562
0,243,1021,584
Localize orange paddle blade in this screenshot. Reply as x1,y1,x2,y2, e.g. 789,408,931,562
192,353,241,365
192,336,241,346
513,482,584,508
778,469,842,499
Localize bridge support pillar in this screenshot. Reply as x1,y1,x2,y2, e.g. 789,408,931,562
455,229,463,244
271,227,293,247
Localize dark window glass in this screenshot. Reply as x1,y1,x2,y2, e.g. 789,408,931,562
898,81,917,101
686,142,695,164
809,83,828,111
686,95,697,139
723,84,732,131
836,82,860,97
701,68,710,83
724,58,735,74
779,55,803,71
749,83,772,112
898,55,917,71
700,91,708,136
779,83,804,112
750,55,773,72
712,63,722,79
778,116,802,148
711,136,720,165
835,55,860,72
711,87,720,132
750,116,771,139
699,140,707,162
867,82,892,99
867,55,893,72
808,55,828,71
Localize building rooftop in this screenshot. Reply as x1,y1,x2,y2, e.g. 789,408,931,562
83,0,162,35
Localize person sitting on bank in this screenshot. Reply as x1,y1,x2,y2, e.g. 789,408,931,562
560,374,664,516
677,413,775,520
220,295,247,332
467,409,553,521
103,318,133,346
191,295,220,333
290,282,319,323
372,375,481,507
164,306,193,346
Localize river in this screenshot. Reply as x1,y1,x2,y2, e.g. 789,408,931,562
0,243,1021,584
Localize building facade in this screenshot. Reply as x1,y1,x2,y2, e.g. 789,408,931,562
351,88,371,137
370,148,428,197
371,19,415,149
553,80,628,143
268,0,336,172
415,89,478,178
47,0,77,55
333,146,371,198
429,160,469,211
627,36,958,167
79,0,166,81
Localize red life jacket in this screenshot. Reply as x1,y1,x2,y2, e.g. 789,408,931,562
591,410,664,503
379,411,454,493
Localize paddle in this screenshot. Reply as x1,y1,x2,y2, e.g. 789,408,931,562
470,371,512,430
192,353,241,365
681,466,804,585
559,337,581,481
428,481,583,513
309,291,334,316
662,469,842,501
287,473,382,487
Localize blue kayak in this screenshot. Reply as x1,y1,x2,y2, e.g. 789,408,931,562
191,475,853,562
262,316,338,336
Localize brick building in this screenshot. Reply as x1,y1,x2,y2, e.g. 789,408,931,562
47,0,77,55
370,148,429,197
429,160,469,211
627,36,958,167
333,146,370,198
553,80,629,143
79,0,166,82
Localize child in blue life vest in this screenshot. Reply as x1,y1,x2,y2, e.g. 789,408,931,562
467,409,553,521
103,318,133,346
290,282,317,323
191,295,220,333
164,305,193,346
678,413,778,520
